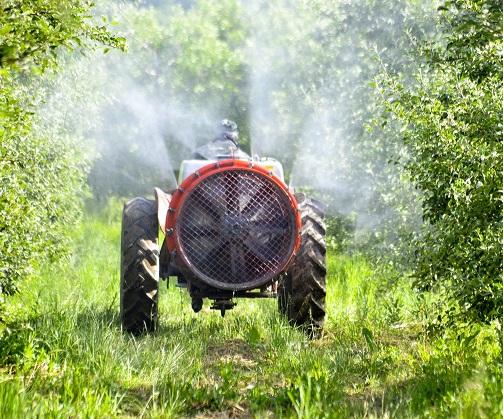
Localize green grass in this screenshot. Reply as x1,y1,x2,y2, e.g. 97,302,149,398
1,211,503,417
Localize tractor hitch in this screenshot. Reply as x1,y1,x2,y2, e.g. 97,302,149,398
210,299,236,317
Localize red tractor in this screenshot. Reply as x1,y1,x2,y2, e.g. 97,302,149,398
120,122,326,337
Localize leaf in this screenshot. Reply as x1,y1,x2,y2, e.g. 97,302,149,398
362,327,376,351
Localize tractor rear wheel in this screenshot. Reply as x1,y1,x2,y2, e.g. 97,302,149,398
278,194,326,338
120,197,160,334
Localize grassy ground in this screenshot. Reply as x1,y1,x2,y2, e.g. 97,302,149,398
1,209,503,418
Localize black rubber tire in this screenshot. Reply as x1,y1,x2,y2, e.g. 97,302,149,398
278,194,327,338
120,197,160,334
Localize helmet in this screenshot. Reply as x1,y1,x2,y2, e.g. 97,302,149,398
217,119,239,145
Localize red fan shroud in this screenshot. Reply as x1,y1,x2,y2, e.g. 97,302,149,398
166,159,301,291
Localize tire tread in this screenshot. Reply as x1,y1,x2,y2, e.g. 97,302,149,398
278,195,327,338
120,198,159,334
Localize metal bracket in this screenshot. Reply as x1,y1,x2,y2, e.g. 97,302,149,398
154,187,172,234
210,299,236,317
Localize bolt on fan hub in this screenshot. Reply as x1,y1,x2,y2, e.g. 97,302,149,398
166,160,301,291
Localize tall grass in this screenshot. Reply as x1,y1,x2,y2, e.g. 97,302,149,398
1,208,502,417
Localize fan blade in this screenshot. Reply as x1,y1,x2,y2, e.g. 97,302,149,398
230,241,246,279
193,186,226,219
250,222,288,236
223,171,241,214
183,229,222,256
243,234,276,263
241,184,269,215
199,239,227,267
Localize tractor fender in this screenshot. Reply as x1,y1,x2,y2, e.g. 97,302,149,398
154,187,172,235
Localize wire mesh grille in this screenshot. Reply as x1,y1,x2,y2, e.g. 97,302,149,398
177,169,296,289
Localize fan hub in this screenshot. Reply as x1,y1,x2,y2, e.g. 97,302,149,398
222,215,248,238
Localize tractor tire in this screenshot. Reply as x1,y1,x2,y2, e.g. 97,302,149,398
120,197,160,334
278,194,326,338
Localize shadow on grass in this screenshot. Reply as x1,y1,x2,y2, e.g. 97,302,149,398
341,341,481,416
386,354,473,415
0,304,119,364
76,305,120,329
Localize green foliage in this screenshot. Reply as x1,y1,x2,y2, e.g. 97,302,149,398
0,0,125,72
0,0,124,297
380,0,503,323
325,214,356,253
162,0,246,108
66,0,249,201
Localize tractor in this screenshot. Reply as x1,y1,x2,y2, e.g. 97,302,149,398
119,121,326,337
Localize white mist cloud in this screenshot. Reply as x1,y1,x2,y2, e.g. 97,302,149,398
244,0,433,240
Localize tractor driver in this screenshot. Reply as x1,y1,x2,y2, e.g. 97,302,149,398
192,119,249,160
